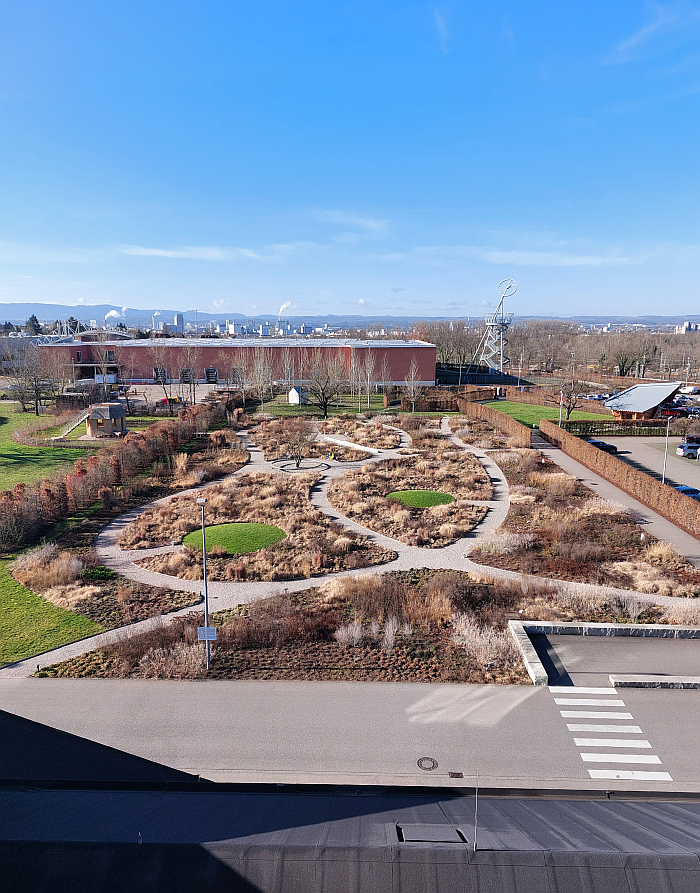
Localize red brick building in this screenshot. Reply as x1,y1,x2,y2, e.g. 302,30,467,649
41,338,436,386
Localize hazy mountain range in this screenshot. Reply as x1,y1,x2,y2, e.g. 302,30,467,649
1,303,699,329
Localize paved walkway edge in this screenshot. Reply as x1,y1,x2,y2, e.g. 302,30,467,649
508,621,548,686
610,673,700,689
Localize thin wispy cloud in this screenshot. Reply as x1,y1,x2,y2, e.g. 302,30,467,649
605,1,700,64
118,242,321,262
417,245,633,267
314,210,389,234
0,241,101,264
434,8,449,54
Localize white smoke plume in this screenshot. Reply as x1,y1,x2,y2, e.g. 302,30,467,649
278,299,292,319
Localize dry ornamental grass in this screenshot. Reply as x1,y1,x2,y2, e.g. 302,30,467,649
123,471,396,581
472,448,700,596
41,567,700,682
327,450,492,547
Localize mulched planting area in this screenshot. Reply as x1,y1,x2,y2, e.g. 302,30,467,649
327,450,491,547
42,567,688,683
471,448,700,596
126,471,396,581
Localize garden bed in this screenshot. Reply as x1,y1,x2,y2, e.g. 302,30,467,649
40,568,698,682
11,543,198,629
123,471,396,581
248,418,367,462
471,448,700,597
327,450,491,546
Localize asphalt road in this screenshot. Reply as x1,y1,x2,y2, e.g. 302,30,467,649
607,436,700,490
1,677,698,793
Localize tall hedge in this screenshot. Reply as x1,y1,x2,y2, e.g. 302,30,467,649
0,398,229,552
540,418,700,541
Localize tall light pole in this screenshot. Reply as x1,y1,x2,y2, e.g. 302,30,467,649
196,497,211,670
661,416,671,485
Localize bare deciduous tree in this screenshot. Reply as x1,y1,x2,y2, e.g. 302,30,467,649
403,358,423,413
280,416,316,468
307,350,346,418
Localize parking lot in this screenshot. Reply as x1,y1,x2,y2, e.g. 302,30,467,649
601,436,700,491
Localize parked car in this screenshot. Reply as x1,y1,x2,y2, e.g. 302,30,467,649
674,485,700,500
657,407,688,418
676,443,699,459
587,440,618,454
680,386,699,395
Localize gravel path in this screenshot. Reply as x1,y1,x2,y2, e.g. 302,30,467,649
1,418,697,677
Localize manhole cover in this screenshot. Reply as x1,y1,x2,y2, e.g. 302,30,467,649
417,756,438,771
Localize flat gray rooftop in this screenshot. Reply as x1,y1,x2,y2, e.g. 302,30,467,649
4,787,700,892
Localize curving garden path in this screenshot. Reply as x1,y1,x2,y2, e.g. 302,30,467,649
1,417,697,676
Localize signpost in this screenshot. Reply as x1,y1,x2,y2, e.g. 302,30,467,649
196,497,214,670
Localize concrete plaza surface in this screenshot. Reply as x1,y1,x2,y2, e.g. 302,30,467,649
1,677,698,794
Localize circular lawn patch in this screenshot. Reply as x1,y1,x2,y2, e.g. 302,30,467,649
386,489,455,508
183,522,286,554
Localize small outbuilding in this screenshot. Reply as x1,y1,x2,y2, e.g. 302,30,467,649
86,402,127,438
604,382,682,420
288,387,308,405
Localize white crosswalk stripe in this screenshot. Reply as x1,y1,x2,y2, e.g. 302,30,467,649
549,685,672,781
580,753,661,764
560,710,634,719
567,724,643,733
588,770,673,781
554,698,626,706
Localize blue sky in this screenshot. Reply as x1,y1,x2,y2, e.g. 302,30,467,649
1,1,699,318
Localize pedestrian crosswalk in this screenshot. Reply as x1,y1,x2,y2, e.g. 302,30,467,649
549,684,673,782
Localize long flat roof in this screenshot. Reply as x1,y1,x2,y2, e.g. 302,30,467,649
605,381,682,412
55,337,436,349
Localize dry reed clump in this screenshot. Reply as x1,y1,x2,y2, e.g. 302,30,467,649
643,541,687,570
526,472,576,497
138,642,205,679
661,603,700,625
479,532,536,555
320,574,454,625
451,615,521,669
41,583,103,610
12,544,83,591
126,471,395,582
327,451,491,547
575,497,632,519
602,560,696,597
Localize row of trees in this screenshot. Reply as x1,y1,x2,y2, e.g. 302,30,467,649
412,317,700,382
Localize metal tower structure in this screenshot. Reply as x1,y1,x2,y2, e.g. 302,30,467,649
477,279,516,373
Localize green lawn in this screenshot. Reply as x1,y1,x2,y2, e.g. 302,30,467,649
386,489,455,508
0,404,93,488
482,400,607,427
255,393,388,417
184,522,286,554
0,558,103,666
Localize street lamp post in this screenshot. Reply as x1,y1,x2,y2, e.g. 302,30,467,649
662,417,671,486
196,497,211,670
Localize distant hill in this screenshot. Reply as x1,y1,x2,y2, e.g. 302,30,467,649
0,303,698,329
